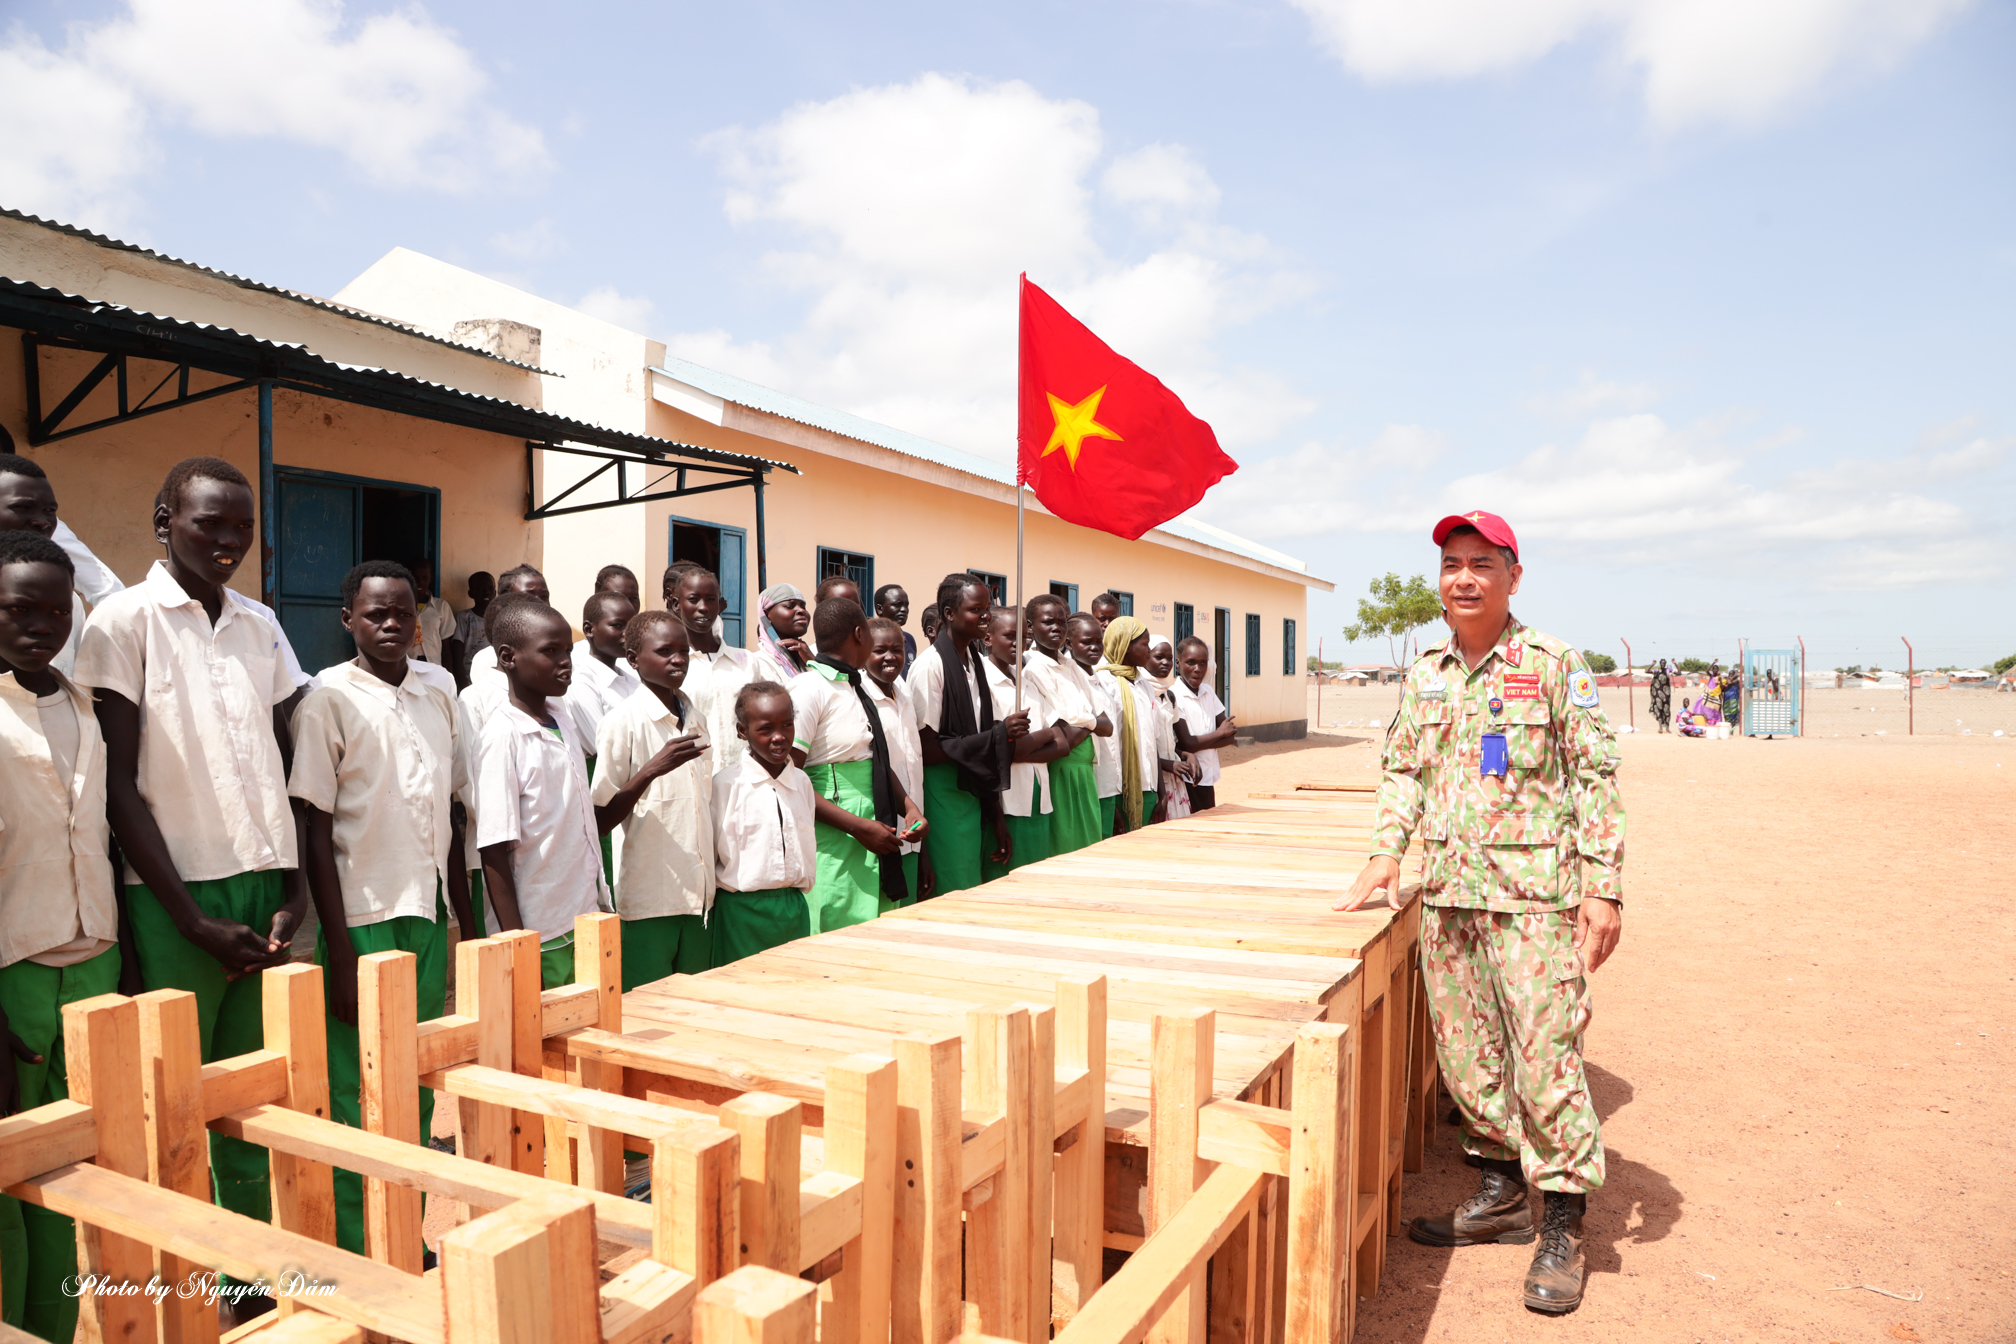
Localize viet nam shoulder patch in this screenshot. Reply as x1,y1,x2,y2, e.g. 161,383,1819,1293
1569,668,1601,709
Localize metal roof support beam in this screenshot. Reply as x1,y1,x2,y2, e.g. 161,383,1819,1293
522,438,772,521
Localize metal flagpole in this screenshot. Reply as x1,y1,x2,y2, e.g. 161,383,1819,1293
1014,483,1026,711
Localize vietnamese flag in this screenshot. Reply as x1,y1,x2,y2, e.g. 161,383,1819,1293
1017,275,1238,541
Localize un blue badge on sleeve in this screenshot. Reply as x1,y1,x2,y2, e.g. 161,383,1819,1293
1569,668,1600,709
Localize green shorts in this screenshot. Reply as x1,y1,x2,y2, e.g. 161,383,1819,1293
620,913,711,990
709,889,810,967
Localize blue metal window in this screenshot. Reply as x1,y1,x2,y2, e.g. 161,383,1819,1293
818,547,873,597
273,465,439,676
1283,618,1297,675
1244,612,1262,677
968,569,1008,606
1109,590,1134,617
1174,603,1194,642
1049,581,1078,611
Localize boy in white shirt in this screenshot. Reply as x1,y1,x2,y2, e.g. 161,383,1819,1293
1172,636,1238,813
1067,613,1124,837
74,456,305,1233
673,566,757,770
709,682,816,965
408,558,456,667
1022,596,1107,855
289,561,472,1256
980,609,1070,880
0,451,125,682
789,600,923,932
473,602,610,988
573,589,642,888
864,617,932,900
0,532,118,1341
592,612,713,987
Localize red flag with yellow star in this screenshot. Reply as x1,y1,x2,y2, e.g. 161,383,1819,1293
1017,275,1238,541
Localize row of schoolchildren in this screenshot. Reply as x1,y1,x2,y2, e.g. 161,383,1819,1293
0,451,1236,1338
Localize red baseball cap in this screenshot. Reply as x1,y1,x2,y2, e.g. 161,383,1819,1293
1432,510,1519,560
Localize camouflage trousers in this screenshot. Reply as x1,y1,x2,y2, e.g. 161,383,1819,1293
1421,904,1604,1192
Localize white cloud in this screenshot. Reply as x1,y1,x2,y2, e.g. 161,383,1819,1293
575,286,658,336
1197,425,1446,539
1523,369,1661,419
0,0,545,233
491,218,566,262
679,74,1312,464
1290,0,1976,128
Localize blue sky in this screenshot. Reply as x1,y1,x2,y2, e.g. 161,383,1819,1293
4,0,2011,669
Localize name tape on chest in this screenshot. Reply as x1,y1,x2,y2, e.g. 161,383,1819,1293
1502,671,1542,701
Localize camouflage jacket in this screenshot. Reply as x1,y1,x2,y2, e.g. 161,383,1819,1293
1371,617,1624,911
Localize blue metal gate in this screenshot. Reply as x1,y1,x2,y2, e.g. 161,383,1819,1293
1743,648,1800,736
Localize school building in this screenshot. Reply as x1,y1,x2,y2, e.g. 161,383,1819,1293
0,210,1330,739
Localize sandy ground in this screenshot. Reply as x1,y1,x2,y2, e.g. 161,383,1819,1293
1219,694,2016,1342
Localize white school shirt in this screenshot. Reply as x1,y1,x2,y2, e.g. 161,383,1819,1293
473,702,611,941
1024,648,1098,730
0,670,117,968
788,662,874,767
232,592,310,688
866,676,925,856
415,595,456,665
1171,679,1227,787
569,641,642,746
1122,680,1163,784
288,660,468,926
74,560,299,882
906,643,982,735
591,685,715,920
752,648,804,689
684,644,757,770
983,658,1052,818
711,753,816,894
51,520,124,679
1084,665,1124,798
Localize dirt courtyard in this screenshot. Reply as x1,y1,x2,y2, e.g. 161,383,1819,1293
1216,696,2016,1342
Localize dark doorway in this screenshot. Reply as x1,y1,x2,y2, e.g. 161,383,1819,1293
274,467,439,677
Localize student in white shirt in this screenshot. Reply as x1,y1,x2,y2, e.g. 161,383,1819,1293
907,574,1028,894
980,608,1073,880
448,570,494,689
0,532,118,1342
406,558,457,667
1172,636,1239,813
573,589,642,888
864,617,932,900
473,601,610,989
1146,636,1194,821
592,612,713,987
1093,617,1175,833
1022,595,1108,855
709,682,817,966
789,599,923,933
288,561,471,1257
0,452,124,682
74,456,305,1238
1068,614,1125,837
462,562,553,683
671,566,757,770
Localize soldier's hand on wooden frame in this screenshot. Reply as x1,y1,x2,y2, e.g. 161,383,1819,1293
1336,855,1402,911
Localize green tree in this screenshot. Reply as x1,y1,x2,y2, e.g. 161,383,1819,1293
1994,652,2016,676
1581,650,1618,674
1677,657,1710,674
1343,573,1442,668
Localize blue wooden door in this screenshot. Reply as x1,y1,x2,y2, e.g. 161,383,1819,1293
718,527,746,649
276,477,356,677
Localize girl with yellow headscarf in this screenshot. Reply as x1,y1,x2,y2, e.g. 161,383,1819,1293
1097,617,1167,832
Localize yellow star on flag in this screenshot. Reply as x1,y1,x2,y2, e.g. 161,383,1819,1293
1043,385,1123,470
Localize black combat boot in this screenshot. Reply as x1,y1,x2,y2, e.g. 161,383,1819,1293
1408,1157,1534,1246
1522,1191,1587,1314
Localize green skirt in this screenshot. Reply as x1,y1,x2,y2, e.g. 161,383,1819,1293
806,760,906,932
0,947,120,1341
1047,738,1103,856
710,888,811,967
984,775,1051,882
922,762,986,896
621,913,712,990
1100,794,1118,837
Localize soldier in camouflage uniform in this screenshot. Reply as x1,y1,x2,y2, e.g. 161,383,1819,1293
1339,510,1623,1316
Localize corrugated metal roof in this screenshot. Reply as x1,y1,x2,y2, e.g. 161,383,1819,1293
0,278,794,473
1,207,560,375
654,357,1316,579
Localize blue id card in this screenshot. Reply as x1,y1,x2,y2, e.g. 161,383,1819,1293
1480,731,1509,777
